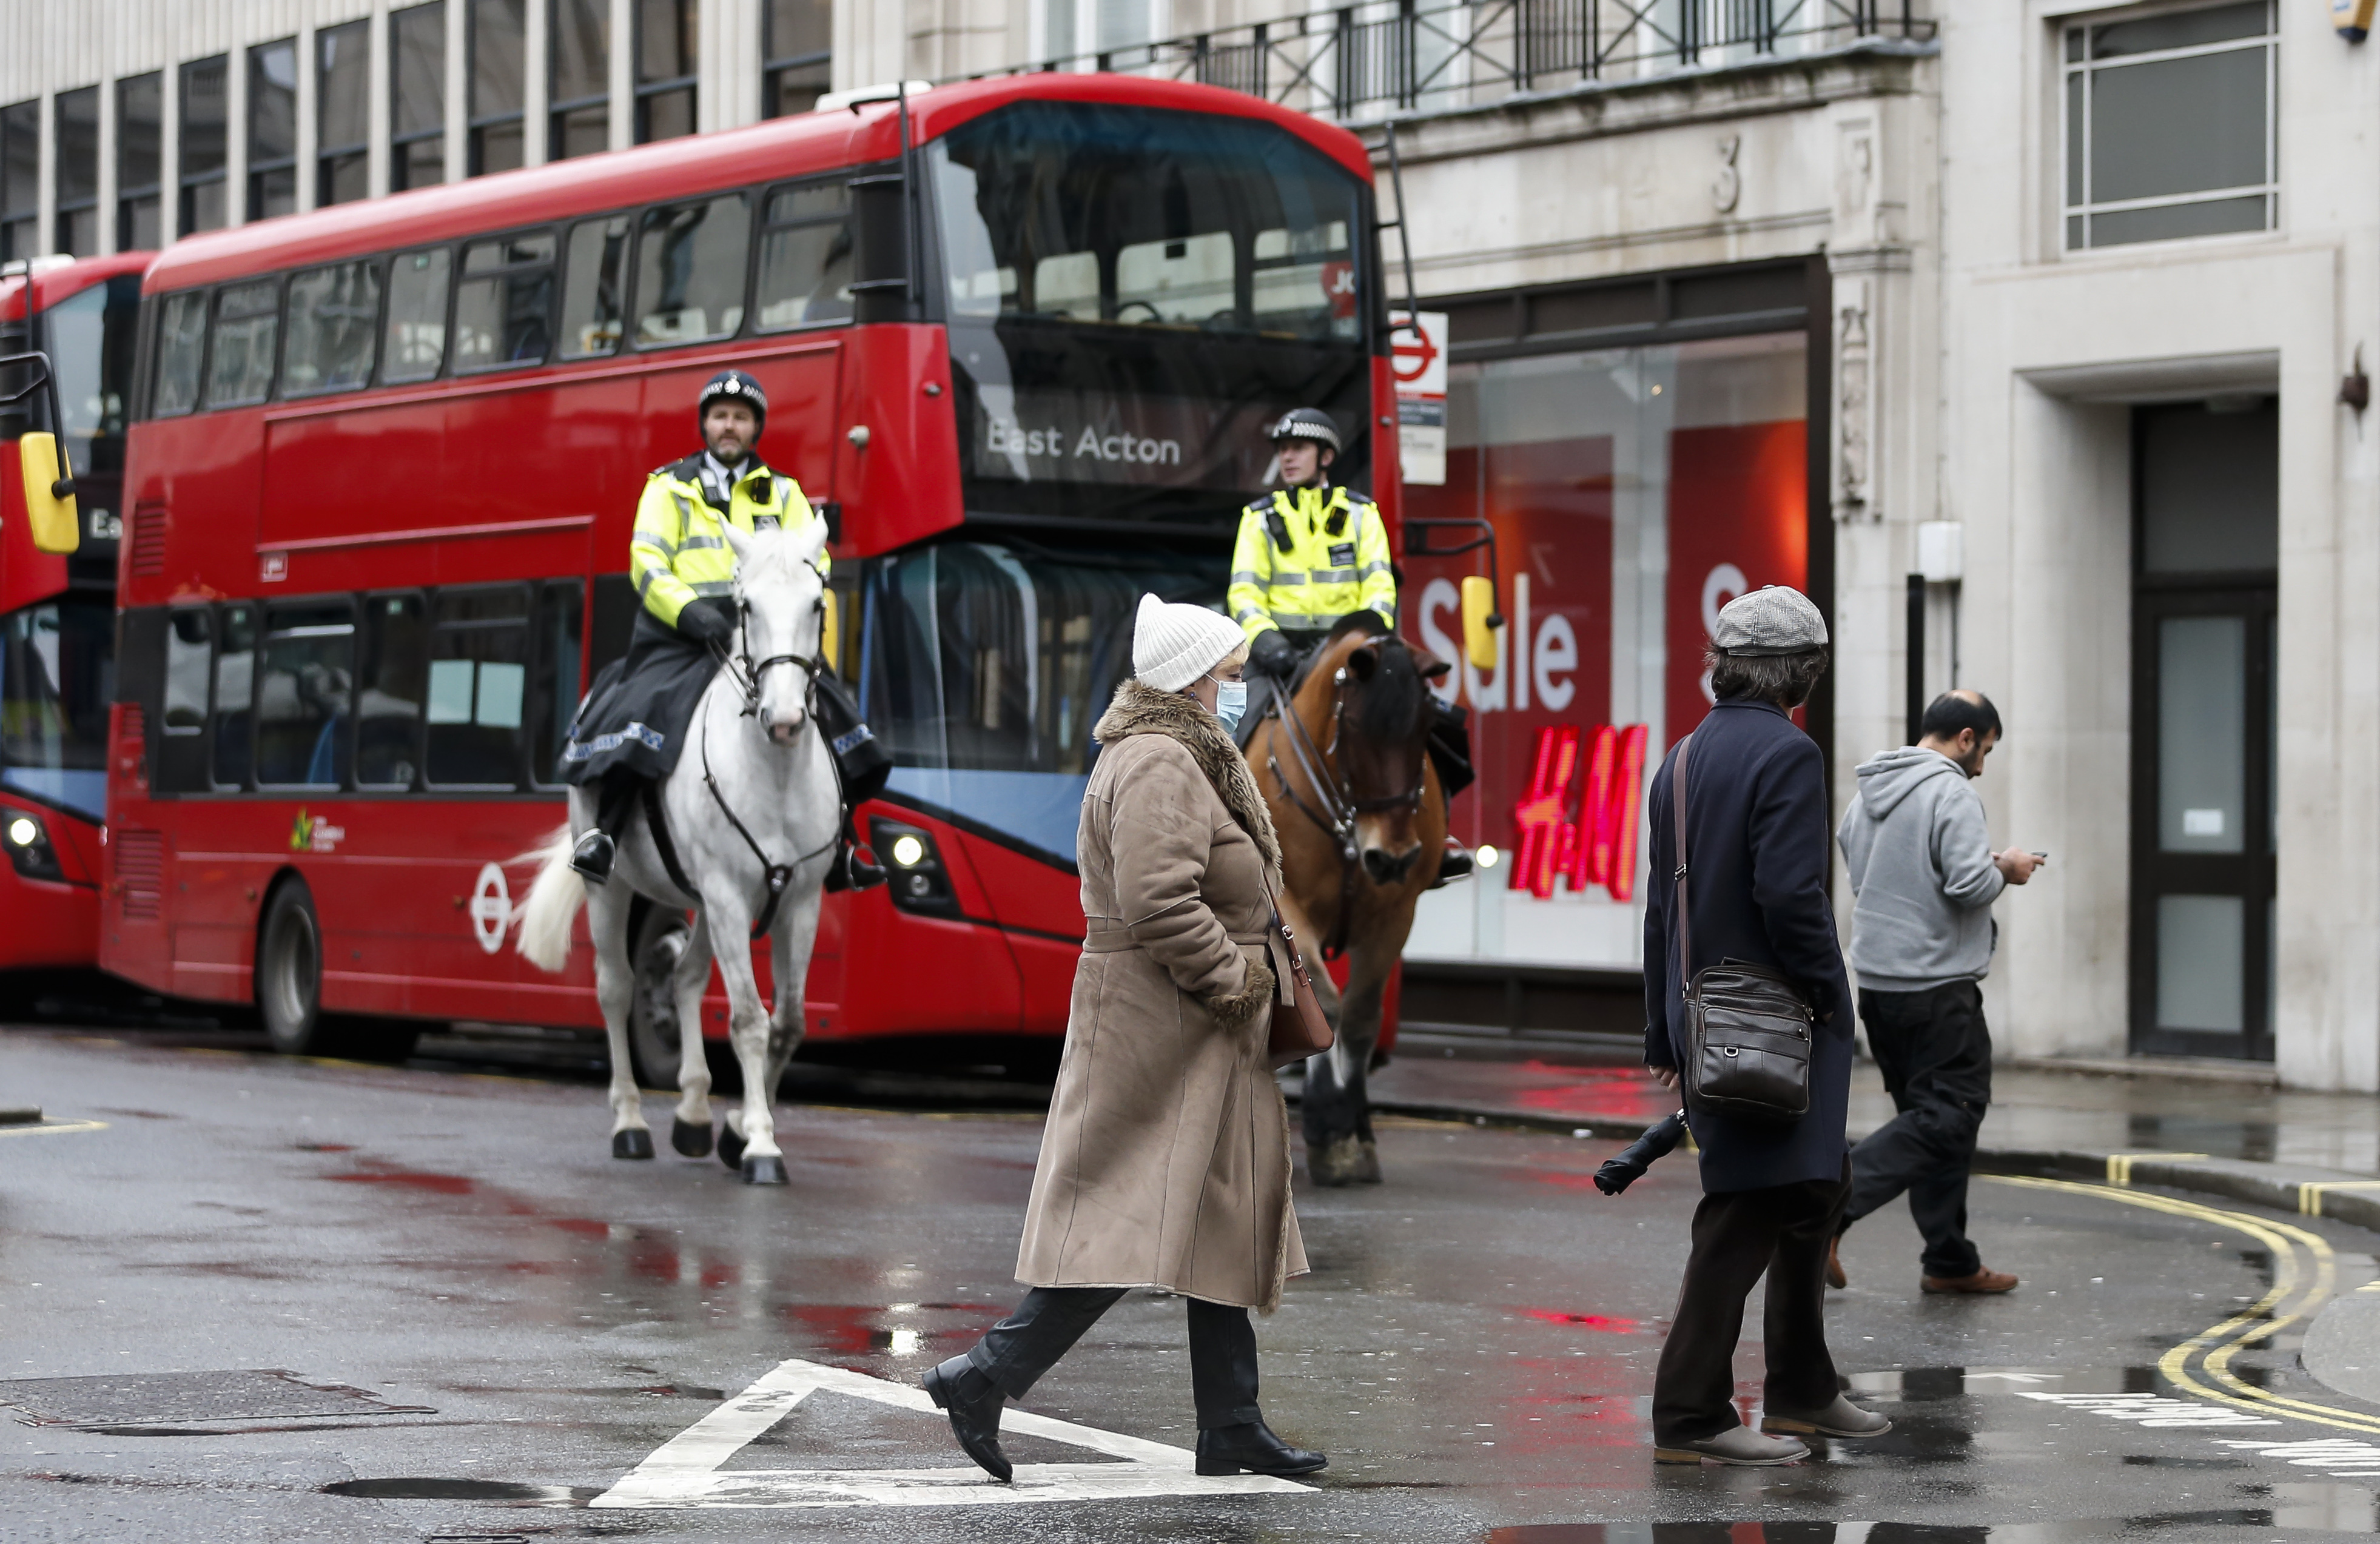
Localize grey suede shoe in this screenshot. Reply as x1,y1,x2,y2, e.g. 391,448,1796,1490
1762,1395,1893,1438
1654,1426,1810,1465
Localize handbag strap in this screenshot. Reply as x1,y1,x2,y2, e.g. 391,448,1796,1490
1672,731,1693,993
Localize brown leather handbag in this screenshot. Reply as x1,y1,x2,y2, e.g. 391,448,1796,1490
1261,872,1334,1070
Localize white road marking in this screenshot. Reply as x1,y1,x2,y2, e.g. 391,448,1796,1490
591,1357,1318,1509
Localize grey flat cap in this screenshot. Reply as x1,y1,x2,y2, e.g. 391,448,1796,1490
1713,586,1828,656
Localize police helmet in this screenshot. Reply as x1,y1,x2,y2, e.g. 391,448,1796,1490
699,369,768,434
1267,407,1341,455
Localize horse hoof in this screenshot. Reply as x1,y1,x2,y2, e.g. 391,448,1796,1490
1353,1138,1383,1184
1306,1135,1363,1187
671,1117,714,1158
742,1154,788,1186
613,1128,656,1161
718,1124,747,1170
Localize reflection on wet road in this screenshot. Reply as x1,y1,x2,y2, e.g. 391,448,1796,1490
9,1024,2380,1542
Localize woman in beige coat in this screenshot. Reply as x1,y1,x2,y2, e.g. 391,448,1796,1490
924,594,1325,1484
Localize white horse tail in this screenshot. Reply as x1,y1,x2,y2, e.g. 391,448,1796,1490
515,826,585,973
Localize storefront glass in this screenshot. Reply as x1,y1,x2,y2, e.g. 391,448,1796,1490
1403,333,1807,971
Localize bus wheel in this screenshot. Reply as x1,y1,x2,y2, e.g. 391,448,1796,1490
627,903,691,1090
257,881,328,1055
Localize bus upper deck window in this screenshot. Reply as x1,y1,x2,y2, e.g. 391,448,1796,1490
1252,222,1356,339
204,280,279,409
158,607,211,793
634,193,749,347
152,292,208,417
559,215,628,359
755,183,851,331
383,248,451,383
454,232,554,373
281,261,382,397
1115,232,1233,328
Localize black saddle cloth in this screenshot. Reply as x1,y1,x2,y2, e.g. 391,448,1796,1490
559,611,719,785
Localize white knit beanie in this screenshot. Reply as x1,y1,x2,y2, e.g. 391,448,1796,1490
1131,594,1246,693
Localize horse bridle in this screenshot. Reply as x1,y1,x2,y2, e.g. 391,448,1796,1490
1265,659,1428,958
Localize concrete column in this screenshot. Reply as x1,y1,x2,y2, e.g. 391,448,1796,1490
524,0,548,164
445,0,468,180
96,65,116,254
226,36,249,226
368,2,391,200
608,0,631,150
296,23,318,212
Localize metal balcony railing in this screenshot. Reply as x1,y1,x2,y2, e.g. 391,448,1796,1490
962,0,1932,122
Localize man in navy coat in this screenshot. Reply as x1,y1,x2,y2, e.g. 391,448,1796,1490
1640,585,1888,1465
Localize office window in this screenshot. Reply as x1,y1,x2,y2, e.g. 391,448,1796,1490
206,279,280,408
53,87,98,257
256,602,355,788
212,604,258,788
764,0,831,118
756,181,852,330
151,291,209,417
383,247,451,381
454,232,554,371
428,588,530,787
551,0,610,161
470,0,528,175
358,594,428,787
247,40,298,221
636,0,699,143
180,55,229,235
283,261,382,397
392,2,448,191
2065,1,2276,250
559,214,628,357
116,73,162,250
1,101,35,263
634,195,748,345
318,21,371,207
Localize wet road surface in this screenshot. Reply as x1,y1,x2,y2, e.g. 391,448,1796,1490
9,1024,2380,1542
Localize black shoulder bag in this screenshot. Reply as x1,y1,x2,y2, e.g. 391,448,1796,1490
1670,732,1815,1124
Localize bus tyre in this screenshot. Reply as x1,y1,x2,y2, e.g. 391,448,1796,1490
257,882,328,1056
626,903,691,1090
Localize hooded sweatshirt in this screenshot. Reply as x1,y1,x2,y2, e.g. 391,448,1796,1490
1837,746,2006,992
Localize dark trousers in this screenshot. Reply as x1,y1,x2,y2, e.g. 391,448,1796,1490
1651,1162,1849,1443
966,1286,1262,1430
1843,980,1991,1280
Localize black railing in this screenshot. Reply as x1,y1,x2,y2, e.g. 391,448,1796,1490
967,0,1931,121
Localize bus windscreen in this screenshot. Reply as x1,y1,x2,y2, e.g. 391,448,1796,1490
1,598,113,821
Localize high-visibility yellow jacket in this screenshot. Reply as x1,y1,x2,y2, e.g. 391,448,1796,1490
630,452,824,628
1226,483,1396,642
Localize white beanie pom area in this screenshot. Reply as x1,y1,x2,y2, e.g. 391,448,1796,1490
1131,593,1248,693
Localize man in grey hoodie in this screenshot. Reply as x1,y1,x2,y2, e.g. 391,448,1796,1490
1832,690,2040,1295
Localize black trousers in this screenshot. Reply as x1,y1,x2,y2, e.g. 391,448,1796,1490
966,1286,1262,1430
1843,980,1991,1280
1651,1161,1849,1443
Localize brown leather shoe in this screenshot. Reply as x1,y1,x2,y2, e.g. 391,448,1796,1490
1922,1266,2018,1294
1825,1236,1847,1290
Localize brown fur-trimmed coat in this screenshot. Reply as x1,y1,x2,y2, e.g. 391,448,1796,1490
1013,679,1309,1312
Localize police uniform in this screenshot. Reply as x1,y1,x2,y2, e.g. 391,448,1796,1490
630,451,824,631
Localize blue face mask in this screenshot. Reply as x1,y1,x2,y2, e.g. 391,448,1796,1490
1211,676,1248,734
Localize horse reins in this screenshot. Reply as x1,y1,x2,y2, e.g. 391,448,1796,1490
1264,660,1427,959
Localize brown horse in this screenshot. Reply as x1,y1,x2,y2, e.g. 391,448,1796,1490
1244,614,1450,1186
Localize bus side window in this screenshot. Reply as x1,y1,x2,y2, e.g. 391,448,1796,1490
426,587,529,787
559,215,629,360
151,292,209,417
211,604,258,789
159,607,212,793
454,232,556,372
634,193,750,347
383,249,451,383
282,261,382,397
528,580,585,788
255,602,355,788
358,593,427,790
756,181,852,332
204,280,281,409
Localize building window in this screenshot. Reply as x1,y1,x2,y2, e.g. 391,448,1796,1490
392,2,447,191
470,0,527,176
247,40,299,221
763,0,830,118
317,21,371,207
550,0,610,161
2063,1,2276,250
53,87,99,257
636,0,698,144
179,56,229,235
0,101,33,261
116,73,162,250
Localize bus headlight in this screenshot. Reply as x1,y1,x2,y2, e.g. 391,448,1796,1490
4,811,62,881
867,819,960,919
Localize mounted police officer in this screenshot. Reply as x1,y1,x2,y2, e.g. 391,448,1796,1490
561,369,886,890
1229,408,1473,882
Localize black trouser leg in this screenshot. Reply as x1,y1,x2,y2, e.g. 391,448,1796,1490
1652,1172,1847,1443
594,769,641,840
1425,699,1476,798
966,1286,1128,1401
1843,982,1990,1279
1186,1299,1262,1429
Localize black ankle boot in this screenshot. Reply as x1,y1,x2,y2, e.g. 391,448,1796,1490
824,837,889,894
1194,1420,1327,1477
922,1355,1011,1482
1428,837,1474,888
568,829,616,884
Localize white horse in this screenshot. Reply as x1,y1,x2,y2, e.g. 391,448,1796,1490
515,519,841,1185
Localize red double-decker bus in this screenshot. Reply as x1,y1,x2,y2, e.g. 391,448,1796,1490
100,75,1398,1072
2,252,146,973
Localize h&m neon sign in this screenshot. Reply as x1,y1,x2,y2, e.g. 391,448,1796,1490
1510,723,1647,902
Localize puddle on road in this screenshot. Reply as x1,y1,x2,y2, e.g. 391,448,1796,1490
1490,1487,2380,1541
323,1477,600,1506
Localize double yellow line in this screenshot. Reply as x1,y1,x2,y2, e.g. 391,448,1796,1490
1991,1175,2380,1435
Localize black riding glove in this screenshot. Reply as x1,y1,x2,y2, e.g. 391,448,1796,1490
1249,628,1299,680
676,597,736,648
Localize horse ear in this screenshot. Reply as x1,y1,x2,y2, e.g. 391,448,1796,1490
792,517,830,566
1346,643,1379,682
719,519,755,565
1416,653,1453,682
